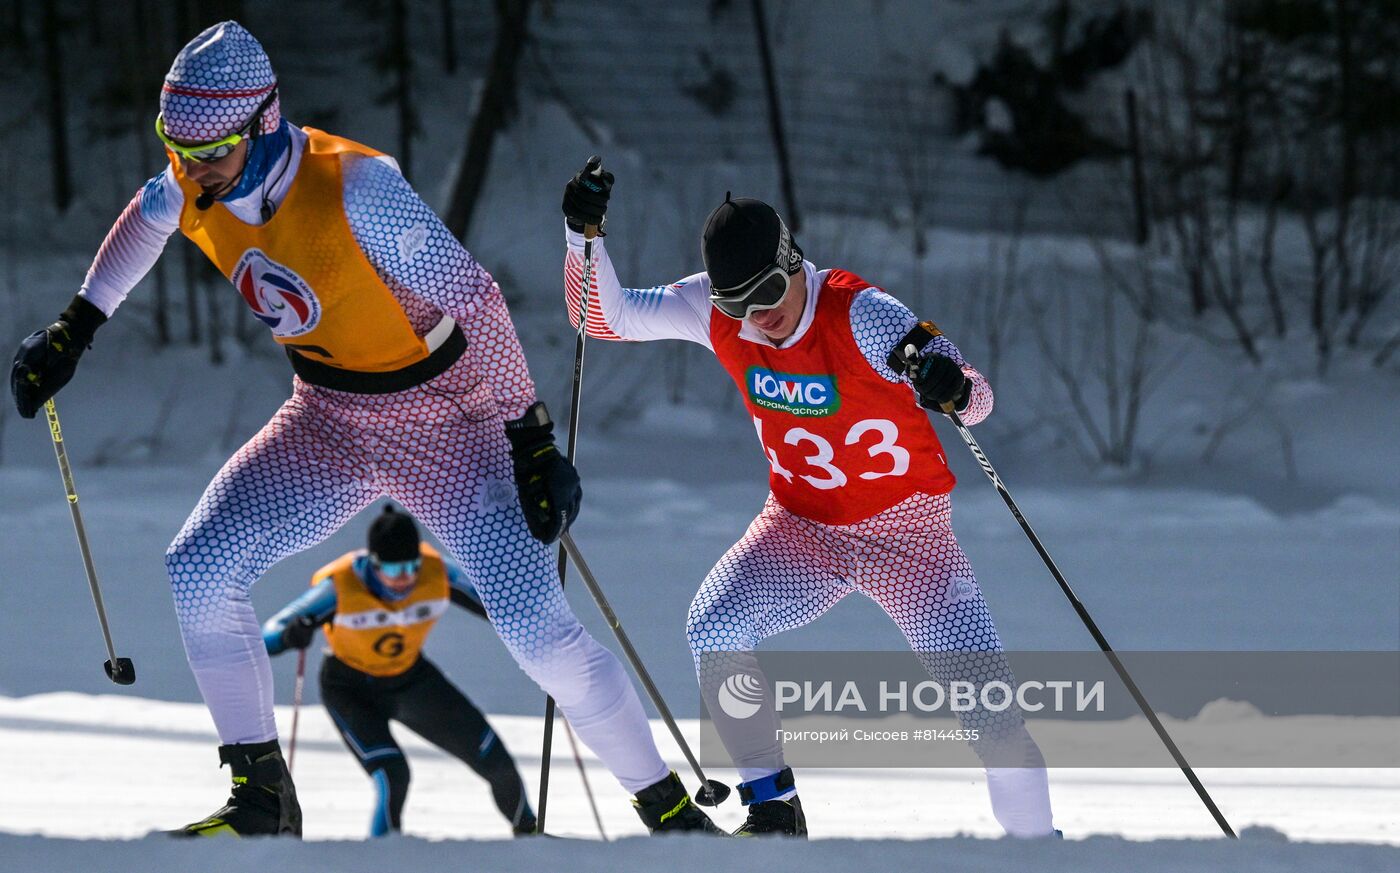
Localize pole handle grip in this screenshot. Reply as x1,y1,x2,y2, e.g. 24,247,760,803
583,155,604,240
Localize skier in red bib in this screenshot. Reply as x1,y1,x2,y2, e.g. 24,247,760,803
560,163,1055,838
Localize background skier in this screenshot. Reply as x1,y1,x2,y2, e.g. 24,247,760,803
264,505,536,838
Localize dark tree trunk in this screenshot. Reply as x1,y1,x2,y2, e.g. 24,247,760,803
1125,88,1149,246
175,0,195,47
441,0,458,74
1333,0,1357,315
41,1,73,212
150,262,173,346
391,0,414,181
85,0,101,46
207,281,224,365
750,0,800,230
444,0,531,240
183,242,202,345
130,0,170,346
1260,185,1287,337
8,1,25,44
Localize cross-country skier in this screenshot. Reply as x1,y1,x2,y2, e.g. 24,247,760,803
560,162,1057,838
264,505,535,837
9,22,721,837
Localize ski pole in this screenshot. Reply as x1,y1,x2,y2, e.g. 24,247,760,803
538,155,609,837
288,648,307,773
43,399,135,686
560,532,732,807
560,714,608,840
902,345,1237,838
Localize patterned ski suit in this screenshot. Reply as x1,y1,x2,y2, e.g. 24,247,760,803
72,124,671,794
562,226,1054,836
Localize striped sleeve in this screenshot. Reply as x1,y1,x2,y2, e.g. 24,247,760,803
78,169,183,316
563,224,714,349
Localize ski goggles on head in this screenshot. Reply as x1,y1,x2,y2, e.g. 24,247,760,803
708,220,802,320
372,557,422,578
155,89,277,163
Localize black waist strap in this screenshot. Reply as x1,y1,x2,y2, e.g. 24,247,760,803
287,324,467,394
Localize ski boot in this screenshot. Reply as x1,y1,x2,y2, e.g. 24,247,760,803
733,767,806,837
172,740,302,837
513,812,539,837
632,771,727,835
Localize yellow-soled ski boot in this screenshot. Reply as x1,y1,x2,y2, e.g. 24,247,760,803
172,740,302,837
632,771,727,835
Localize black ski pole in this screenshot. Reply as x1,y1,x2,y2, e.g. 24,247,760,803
43,399,135,686
901,345,1236,838
559,532,731,807
538,155,609,838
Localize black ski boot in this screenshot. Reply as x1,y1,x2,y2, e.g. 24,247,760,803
734,796,806,837
733,767,806,837
172,740,302,837
513,812,539,837
632,771,727,835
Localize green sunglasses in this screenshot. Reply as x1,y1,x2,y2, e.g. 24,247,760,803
155,89,278,163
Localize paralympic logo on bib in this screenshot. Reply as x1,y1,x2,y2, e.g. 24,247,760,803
746,366,840,416
232,248,323,338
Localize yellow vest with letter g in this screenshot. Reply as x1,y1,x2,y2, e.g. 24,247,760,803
317,544,449,677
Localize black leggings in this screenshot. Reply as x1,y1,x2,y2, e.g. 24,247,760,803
320,655,534,835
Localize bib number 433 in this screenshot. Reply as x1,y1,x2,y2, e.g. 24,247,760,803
754,418,909,490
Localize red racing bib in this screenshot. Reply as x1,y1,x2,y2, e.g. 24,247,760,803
711,269,955,525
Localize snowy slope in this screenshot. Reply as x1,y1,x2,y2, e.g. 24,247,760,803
2,427,1396,710
3,831,1395,873
1,692,1396,852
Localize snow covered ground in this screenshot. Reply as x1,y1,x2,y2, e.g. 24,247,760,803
0,417,1396,868
1,691,1397,871
1,289,1397,871
3,830,1395,873
2,8,1397,868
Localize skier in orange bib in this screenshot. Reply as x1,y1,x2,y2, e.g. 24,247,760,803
10,22,718,838
264,506,535,837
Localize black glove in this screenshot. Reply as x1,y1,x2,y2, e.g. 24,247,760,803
11,295,107,419
505,402,582,543
562,155,613,234
280,614,319,651
908,352,971,412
